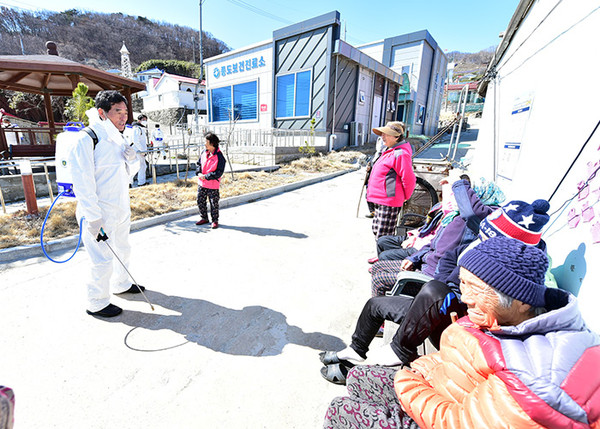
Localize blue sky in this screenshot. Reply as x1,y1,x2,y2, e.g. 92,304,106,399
1,0,520,53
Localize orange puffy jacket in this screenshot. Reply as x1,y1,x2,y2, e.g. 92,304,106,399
395,300,600,429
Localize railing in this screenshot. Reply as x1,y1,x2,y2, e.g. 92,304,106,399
0,127,57,158
164,126,312,166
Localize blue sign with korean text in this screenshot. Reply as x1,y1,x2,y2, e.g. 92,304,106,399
213,56,266,79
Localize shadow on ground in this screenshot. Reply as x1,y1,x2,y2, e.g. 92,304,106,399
106,290,344,356
159,219,308,239
217,224,308,238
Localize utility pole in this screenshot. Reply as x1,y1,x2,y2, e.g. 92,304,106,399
194,0,205,132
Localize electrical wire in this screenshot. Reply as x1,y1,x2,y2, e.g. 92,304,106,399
497,0,564,71
542,118,600,236
223,0,293,25
499,4,600,79
548,117,600,206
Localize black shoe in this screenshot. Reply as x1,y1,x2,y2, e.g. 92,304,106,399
86,303,122,318
115,284,146,294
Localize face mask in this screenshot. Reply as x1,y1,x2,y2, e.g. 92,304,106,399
140,121,147,127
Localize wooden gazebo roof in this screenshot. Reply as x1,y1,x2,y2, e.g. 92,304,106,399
0,54,145,156
0,54,144,96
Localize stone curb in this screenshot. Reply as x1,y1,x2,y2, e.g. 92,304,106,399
0,167,358,263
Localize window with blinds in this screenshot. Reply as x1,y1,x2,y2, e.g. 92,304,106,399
209,80,258,123
275,69,312,119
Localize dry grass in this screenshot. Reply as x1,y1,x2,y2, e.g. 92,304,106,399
0,151,366,249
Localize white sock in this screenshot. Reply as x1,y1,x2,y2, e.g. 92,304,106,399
365,345,403,366
336,347,365,364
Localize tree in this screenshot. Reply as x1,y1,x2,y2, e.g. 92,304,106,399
135,59,201,78
64,83,94,125
7,91,66,123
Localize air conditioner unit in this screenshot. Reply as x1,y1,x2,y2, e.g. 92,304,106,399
349,121,364,146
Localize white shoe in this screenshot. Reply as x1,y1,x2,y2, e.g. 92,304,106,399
365,345,403,366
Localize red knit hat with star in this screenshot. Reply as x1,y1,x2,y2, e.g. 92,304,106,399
478,199,550,246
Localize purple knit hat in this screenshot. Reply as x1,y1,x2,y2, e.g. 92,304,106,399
459,236,548,307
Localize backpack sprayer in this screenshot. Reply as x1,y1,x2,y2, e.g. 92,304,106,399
42,122,154,310
40,122,86,263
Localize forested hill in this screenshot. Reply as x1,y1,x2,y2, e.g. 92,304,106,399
0,7,230,71
446,47,496,79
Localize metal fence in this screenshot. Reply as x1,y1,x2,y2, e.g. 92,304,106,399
164,126,312,166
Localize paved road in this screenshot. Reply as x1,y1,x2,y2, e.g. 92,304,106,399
0,169,380,429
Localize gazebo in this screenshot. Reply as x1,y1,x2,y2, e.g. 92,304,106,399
0,46,145,158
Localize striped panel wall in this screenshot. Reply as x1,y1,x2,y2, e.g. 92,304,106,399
274,27,329,130
327,56,357,132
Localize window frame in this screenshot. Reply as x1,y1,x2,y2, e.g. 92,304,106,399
275,69,312,120
208,78,259,124
416,104,425,125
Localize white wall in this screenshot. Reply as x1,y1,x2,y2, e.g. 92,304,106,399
143,76,207,112
390,41,422,77
423,47,447,135
465,0,600,332
358,41,384,62
144,91,195,110
205,42,273,130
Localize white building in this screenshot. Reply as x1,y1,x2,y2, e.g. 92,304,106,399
466,0,600,331
358,31,447,136
142,72,206,113
203,11,446,148
135,67,163,85
205,40,272,128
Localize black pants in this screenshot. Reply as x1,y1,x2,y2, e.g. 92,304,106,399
197,186,220,222
376,235,417,260
350,280,466,364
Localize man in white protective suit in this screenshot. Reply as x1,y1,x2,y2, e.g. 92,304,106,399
124,114,149,187
69,90,143,318
151,123,165,159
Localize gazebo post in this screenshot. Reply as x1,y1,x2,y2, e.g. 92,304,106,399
124,87,133,124
43,92,56,144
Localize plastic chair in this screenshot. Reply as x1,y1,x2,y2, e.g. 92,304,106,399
383,271,435,356
386,271,433,298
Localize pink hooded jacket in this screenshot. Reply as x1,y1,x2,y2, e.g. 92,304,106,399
366,141,416,207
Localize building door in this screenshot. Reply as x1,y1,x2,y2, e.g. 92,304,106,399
372,96,382,132
396,104,405,122
371,75,385,140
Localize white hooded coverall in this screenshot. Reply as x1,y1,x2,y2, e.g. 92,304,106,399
151,127,165,157
124,123,148,185
69,109,139,312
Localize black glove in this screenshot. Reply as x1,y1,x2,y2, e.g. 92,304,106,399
96,231,109,242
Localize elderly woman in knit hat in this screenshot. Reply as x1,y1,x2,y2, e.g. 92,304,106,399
319,196,548,382
366,122,416,242
323,236,600,429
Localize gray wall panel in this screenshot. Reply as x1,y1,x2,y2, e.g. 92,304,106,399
275,26,330,131
327,56,357,133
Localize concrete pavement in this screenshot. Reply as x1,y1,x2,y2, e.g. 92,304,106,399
0,169,381,428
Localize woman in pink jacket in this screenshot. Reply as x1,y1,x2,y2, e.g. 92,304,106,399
366,121,416,241
195,132,226,229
